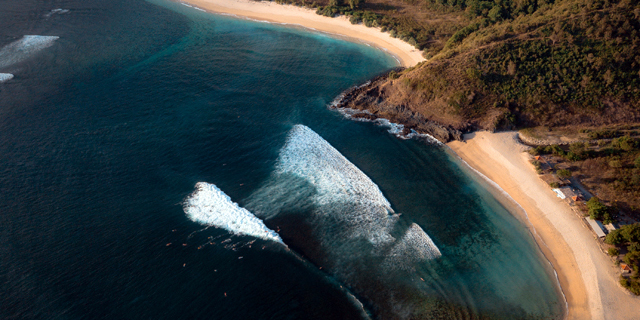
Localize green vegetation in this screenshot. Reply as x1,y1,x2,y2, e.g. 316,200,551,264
606,223,640,295
587,197,615,223
556,169,572,179
608,247,620,256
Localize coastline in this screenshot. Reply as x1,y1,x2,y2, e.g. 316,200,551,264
176,0,425,67
448,131,640,320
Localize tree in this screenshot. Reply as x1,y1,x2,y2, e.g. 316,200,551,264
569,142,586,159
587,197,608,220
635,156,640,169
621,223,640,244
606,228,626,245
347,0,361,9
608,247,620,256
556,169,572,179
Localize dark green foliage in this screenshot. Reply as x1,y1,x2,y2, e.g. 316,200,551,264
606,228,626,245
635,156,640,169
475,2,640,113
606,223,640,245
556,169,572,179
612,136,638,152
549,182,560,188
608,247,620,256
620,276,640,295
530,144,565,156
588,130,620,139
587,197,609,220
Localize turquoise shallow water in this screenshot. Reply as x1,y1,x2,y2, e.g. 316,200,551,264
0,0,563,319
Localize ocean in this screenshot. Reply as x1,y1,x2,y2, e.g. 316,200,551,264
0,0,564,319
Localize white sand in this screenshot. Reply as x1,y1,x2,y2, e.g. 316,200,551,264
449,131,640,320
178,0,425,67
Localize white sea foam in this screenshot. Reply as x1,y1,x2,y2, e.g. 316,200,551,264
384,223,442,270
277,125,393,210
45,8,70,18
183,182,283,244
0,73,14,82
249,125,440,263
0,35,59,69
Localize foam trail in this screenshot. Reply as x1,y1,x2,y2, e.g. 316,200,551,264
0,35,59,69
183,182,283,244
0,73,13,83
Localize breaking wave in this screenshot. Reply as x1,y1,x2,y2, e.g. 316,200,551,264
243,124,441,318
0,73,14,83
247,124,440,260
183,182,283,244
0,35,59,69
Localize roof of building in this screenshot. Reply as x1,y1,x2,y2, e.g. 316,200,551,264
605,223,618,232
585,218,607,238
553,188,566,199
558,186,579,199
621,264,633,271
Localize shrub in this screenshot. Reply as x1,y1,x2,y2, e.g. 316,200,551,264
549,182,560,188
608,247,620,256
569,142,586,156
556,169,572,179
612,136,637,151
587,197,608,220
635,156,640,169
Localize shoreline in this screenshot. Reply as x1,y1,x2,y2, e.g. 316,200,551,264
448,131,640,320
176,0,425,67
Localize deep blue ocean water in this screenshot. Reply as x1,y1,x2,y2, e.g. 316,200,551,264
0,1,564,319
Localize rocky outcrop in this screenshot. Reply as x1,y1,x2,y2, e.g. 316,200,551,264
332,71,465,143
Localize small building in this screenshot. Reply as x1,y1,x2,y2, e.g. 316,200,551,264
553,188,566,199
621,263,633,274
585,218,607,239
604,223,618,234
571,195,582,202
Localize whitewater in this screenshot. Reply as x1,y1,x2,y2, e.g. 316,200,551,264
0,35,59,69
248,125,441,265
183,182,283,243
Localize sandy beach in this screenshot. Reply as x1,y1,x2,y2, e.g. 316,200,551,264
448,132,640,320
177,0,425,67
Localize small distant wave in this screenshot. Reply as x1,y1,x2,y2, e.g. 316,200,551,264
0,73,14,83
0,35,59,69
183,182,284,244
44,8,70,18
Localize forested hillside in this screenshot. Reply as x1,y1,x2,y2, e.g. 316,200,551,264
278,0,640,139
